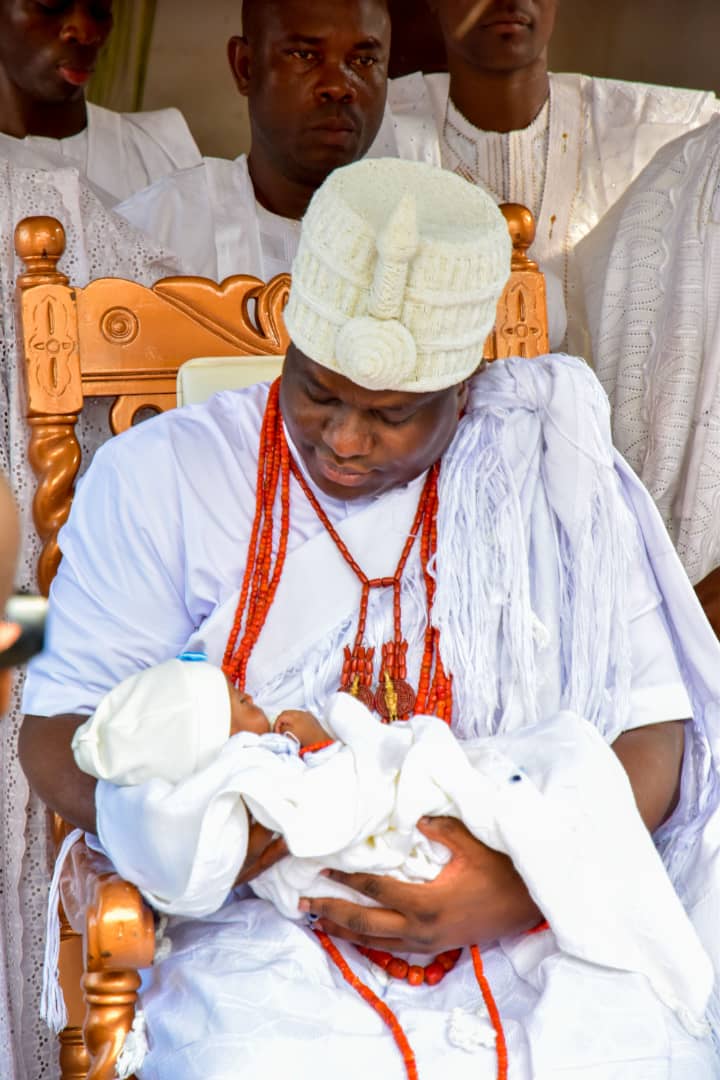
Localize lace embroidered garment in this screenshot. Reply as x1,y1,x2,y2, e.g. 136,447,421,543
578,116,720,584
441,96,550,225
0,160,181,1080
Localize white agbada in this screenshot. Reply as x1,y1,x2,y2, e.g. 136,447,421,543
0,102,201,206
375,72,719,356
578,116,720,587
116,156,302,280
24,355,720,1079
0,160,182,1080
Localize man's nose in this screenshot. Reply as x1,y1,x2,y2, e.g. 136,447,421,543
60,5,109,47
314,62,358,105
322,410,373,459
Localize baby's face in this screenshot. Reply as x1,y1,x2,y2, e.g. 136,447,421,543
227,683,271,736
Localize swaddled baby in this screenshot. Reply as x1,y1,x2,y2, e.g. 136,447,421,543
73,656,455,919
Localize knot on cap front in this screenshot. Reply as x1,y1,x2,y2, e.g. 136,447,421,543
335,316,417,389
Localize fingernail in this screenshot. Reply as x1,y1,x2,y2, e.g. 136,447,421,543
298,899,310,913
320,868,331,878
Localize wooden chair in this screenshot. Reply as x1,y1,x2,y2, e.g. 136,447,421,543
14,203,548,1080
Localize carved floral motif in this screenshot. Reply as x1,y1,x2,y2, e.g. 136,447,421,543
27,295,77,399
496,279,548,358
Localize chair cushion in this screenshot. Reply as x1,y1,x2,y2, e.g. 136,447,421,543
176,355,284,406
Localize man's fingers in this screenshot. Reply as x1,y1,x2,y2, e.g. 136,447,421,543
321,868,427,910
313,919,429,953
416,814,477,851
299,896,407,941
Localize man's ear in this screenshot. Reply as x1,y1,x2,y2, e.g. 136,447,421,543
228,35,252,96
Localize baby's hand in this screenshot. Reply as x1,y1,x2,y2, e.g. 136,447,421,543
275,710,329,748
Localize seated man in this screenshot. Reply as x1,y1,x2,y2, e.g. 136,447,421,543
377,0,719,355
116,0,391,280
0,0,200,203
21,158,720,1079
577,115,720,633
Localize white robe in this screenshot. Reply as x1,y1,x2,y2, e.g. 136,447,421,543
578,116,720,586
0,160,183,1080
116,155,302,280
24,355,720,1078
0,102,201,206
376,72,719,356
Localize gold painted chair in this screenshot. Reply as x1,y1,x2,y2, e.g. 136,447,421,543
14,203,548,1080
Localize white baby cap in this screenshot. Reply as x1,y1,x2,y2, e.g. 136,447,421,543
284,157,512,393
72,657,231,786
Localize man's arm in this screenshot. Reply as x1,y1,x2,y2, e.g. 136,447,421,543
612,718,686,832
19,713,97,834
695,565,720,638
19,710,289,884
300,719,687,951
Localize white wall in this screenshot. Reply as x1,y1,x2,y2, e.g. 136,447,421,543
142,0,250,158
549,0,720,95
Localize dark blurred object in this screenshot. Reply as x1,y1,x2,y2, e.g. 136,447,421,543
0,595,47,668
388,0,447,78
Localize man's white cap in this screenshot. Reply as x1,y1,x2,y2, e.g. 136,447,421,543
284,157,512,393
72,658,231,786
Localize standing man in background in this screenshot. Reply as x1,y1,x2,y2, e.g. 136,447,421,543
117,0,391,280
379,0,719,355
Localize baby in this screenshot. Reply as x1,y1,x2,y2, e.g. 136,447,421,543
72,653,333,788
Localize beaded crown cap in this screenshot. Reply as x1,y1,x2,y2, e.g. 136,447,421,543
284,157,512,393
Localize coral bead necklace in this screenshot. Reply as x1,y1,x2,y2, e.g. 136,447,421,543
315,932,508,1080
355,944,463,986
222,379,452,724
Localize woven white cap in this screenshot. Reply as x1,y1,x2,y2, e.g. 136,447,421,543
284,157,512,393
72,659,231,786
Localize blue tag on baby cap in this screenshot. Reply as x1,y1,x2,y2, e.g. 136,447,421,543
176,651,208,663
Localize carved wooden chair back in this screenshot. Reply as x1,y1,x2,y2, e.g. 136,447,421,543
13,202,548,1080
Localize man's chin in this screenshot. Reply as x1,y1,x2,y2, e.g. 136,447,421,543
305,456,384,501
297,141,368,182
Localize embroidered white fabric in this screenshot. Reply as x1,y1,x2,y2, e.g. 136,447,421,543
379,72,720,358
442,95,550,223
579,117,720,584
0,160,180,1080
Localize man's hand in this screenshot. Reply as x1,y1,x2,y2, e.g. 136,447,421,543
235,821,288,886
299,815,540,952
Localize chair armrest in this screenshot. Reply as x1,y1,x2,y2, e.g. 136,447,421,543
59,839,155,972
